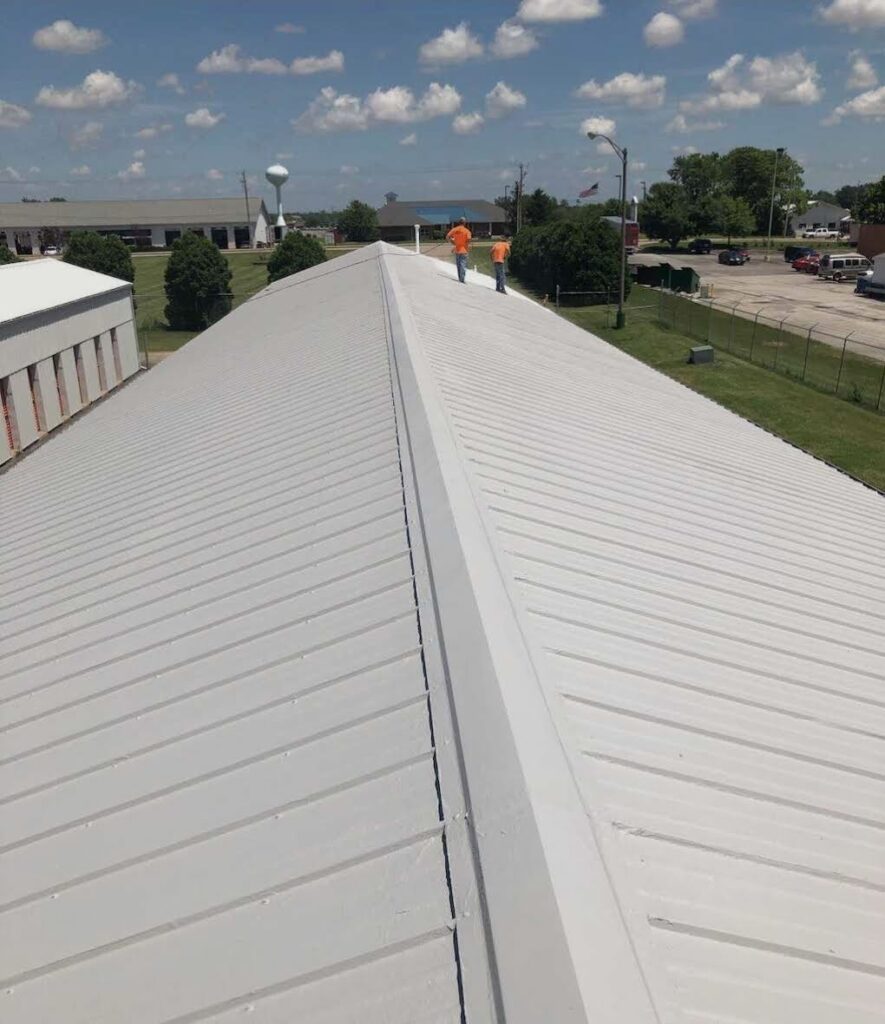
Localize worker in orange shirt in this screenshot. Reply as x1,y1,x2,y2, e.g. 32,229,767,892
446,217,472,283
490,234,511,294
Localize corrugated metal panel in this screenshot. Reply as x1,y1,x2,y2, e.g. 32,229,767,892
390,251,885,1024
0,251,465,1022
0,197,266,229
0,259,130,327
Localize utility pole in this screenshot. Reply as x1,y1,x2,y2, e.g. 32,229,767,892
639,180,647,201
240,170,252,248
516,162,527,233
765,147,785,262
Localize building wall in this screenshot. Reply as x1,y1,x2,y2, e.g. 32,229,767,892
857,224,885,261
0,289,140,466
789,204,850,233
1,218,266,251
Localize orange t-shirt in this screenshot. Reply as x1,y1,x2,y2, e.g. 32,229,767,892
490,241,511,263
446,225,472,254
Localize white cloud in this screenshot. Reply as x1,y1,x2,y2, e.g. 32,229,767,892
35,70,139,110
666,112,724,132
580,115,616,136
400,132,418,145
576,72,666,108
644,12,684,47
671,144,699,155
133,148,146,159
517,0,603,21
848,52,877,89
0,100,31,128
1,166,23,182
669,0,717,17
135,122,173,139
275,22,305,33
452,111,484,134
158,72,185,95
295,81,460,132
819,0,885,29
826,84,885,122
290,51,345,75
485,81,527,117
708,53,744,91
491,20,539,58
184,107,225,128
419,22,483,66
632,160,648,171
69,164,91,177
68,120,104,149
340,164,359,174
197,44,287,75
29,165,40,174
682,51,822,112
581,164,605,174
117,160,145,181
33,19,107,54
206,168,224,180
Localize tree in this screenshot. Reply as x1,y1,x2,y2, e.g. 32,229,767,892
509,217,628,301
639,182,693,249
720,147,805,233
857,175,885,224
164,231,233,331
266,231,327,284
835,182,870,215
493,193,517,232
0,245,20,264
63,231,134,282
811,190,838,205
521,188,559,227
718,196,755,243
337,200,378,242
668,152,723,204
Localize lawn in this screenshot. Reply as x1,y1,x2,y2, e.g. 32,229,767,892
560,292,885,492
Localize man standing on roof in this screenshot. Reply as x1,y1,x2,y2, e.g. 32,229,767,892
490,234,511,294
446,217,472,284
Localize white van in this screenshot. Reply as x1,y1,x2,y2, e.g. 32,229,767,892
818,253,871,282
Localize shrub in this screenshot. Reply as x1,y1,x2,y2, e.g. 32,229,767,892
63,230,135,282
509,216,629,303
266,231,326,284
164,232,233,331
337,200,379,242
0,245,20,265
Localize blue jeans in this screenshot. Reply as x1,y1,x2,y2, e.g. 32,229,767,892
455,253,468,283
494,262,506,292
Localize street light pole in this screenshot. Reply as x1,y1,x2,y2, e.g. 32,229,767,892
588,130,628,329
766,146,785,262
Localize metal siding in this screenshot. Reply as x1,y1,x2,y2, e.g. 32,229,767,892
0,253,464,1023
58,348,83,414
8,368,39,449
390,252,885,1024
35,358,62,431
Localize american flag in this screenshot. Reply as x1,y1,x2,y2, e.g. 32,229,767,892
578,182,599,198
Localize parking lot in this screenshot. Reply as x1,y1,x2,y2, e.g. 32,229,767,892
631,251,885,357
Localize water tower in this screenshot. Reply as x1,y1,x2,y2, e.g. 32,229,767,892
265,164,289,242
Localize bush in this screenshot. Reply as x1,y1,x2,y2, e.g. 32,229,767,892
0,245,20,265
509,217,629,302
63,230,135,282
338,199,379,242
164,232,233,331
266,231,326,284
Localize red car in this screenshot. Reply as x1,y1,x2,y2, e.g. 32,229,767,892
792,252,819,272
738,247,752,261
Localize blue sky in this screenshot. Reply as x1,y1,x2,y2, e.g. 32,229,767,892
1,0,884,210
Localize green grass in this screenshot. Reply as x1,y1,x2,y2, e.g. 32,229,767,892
559,292,885,492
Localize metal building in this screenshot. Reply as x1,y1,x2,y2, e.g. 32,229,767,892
0,258,140,464
0,243,883,1023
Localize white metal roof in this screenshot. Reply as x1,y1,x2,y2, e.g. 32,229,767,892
1,243,883,1023
0,258,131,327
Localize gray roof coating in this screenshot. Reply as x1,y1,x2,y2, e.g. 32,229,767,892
1,243,884,1023
0,197,266,229
377,199,506,227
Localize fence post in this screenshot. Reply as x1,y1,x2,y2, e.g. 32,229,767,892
556,284,560,308
802,323,816,382
706,301,713,344
876,358,885,412
835,331,854,395
749,311,761,361
729,305,736,352
773,316,787,371
688,299,692,337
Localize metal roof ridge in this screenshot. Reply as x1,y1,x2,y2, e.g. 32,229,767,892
378,249,664,1024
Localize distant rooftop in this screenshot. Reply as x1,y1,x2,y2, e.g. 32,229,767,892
377,198,506,227
0,197,266,229
0,257,131,327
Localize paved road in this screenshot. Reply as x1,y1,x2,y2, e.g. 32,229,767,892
631,251,885,356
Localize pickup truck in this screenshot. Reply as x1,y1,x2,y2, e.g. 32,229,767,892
801,227,840,239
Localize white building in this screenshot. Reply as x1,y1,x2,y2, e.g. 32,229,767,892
788,200,851,236
0,258,140,464
0,197,270,254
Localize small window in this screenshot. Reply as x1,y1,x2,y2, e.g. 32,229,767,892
110,327,122,382
53,353,69,417
833,259,844,269
73,343,88,404
0,377,19,451
27,365,45,432
94,336,107,392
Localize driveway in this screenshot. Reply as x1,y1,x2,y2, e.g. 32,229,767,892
631,251,885,357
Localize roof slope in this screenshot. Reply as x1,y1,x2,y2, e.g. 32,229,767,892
0,258,131,326
1,244,884,1024
0,197,265,229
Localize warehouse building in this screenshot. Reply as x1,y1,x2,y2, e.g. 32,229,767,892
788,200,851,236
1,244,882,1022
0,258,139,464
376,196,507,240
0,197,269,254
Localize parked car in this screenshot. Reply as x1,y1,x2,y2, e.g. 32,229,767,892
855,271,874,295
817,252,872,282
804,256,821,275
688,238,712,254
737,247,751,261
791,252,819,272
718,249,746,265
42,246,59,256
801,227,839,239
785,245,814,262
